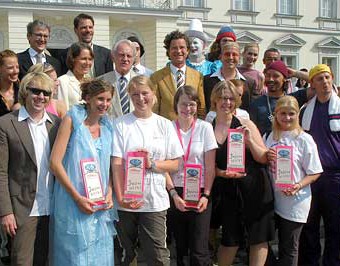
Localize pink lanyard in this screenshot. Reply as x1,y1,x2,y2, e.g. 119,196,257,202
175,119,196,163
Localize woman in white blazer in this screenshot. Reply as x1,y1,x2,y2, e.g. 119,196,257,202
58,42,94,110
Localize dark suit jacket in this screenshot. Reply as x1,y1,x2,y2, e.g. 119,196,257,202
150,66,206,121
58,44,113,77
203,74,256,112
17,49,62,80
0,110,60,227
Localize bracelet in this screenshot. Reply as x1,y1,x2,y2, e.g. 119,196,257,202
169,188,178,198
201,193,210,201
297,182,303,190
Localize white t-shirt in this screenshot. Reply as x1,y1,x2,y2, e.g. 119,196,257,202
112,112,183,212
171,119,218,188
205,109,250,124
265,130,323,223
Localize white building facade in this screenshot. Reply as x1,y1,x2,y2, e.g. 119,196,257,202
0,0,339,83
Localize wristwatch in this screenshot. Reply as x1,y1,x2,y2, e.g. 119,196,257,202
200,193,210,201
148,158,156,171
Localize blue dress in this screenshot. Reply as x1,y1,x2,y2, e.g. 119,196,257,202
50,105,118,266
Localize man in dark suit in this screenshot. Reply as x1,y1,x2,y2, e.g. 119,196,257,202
59,13,113,77
17,20,61,80
0,72,60,265
204,41,255,112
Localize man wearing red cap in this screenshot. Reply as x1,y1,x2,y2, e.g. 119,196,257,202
298,64,340,266
249,60,289,136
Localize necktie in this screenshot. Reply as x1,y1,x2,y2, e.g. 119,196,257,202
177,70,184,89
119,76,129,115
36,53,43,64
133,66,139,74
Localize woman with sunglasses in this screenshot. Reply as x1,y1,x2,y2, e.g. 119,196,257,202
0,49,20,117
167,85,217,266
28,63,66,117
50,79,117,265
58,42,93,110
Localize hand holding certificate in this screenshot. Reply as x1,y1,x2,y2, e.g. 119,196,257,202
124,151,146,200
183,164,202,210
275,146,294,188
80,159,108,210
227,129,246,173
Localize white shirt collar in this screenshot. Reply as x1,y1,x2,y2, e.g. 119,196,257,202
28,48,45,58
170,63,186,76
211,67,246,81
18,106,52,124
115,70,131,81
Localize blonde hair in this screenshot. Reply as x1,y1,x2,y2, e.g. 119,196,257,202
221,42,240,53
272,96,303,140
19,72,53,105
210,80,241,112
127,75,155,93
28,62,55,76
242,42,259,53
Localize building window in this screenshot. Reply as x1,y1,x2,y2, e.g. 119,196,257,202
184,0,203,7
233,0,252,11
278,0,297,15
320,0,337,18
281,54,297,69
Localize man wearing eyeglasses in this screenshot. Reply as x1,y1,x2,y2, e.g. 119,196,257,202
0,72,60,266
17,20,61,80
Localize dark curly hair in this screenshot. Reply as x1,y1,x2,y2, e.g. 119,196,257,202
163,30,189,59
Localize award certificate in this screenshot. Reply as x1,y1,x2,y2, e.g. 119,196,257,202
275,146,294,188
227,129,245,172
183,164,202,208
80,158,107,209
124,151,146,199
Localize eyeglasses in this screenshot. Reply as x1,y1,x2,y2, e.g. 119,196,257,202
219,96,236,102
27,87,51,97
179,102,197,108
32,33,50,40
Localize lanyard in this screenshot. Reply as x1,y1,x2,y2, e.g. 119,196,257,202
175,119,196,163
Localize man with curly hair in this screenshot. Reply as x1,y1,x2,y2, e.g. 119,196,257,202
150,30,206,120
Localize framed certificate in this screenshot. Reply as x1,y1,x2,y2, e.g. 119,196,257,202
80,158,107,209
124,151,146,199
275,146,294,188
183,164,202,209
227,129,245,172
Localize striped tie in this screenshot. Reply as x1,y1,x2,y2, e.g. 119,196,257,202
177,70,184,89
119,76,129,115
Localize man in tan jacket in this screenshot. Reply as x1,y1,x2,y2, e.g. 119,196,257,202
150,30,205,120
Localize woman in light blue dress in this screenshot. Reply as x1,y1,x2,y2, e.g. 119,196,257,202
50,79,118,265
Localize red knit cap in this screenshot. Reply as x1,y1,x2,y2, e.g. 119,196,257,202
216,25,236,42
265,60,288,78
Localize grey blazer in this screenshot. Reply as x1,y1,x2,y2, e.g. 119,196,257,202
0,110,60,227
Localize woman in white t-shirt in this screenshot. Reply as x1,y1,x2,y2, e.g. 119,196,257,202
167,85,217,266
111,75,183,266
265,96,323,266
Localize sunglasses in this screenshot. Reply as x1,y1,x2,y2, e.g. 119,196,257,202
27,87,51,97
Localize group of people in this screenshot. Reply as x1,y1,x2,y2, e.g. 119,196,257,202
0,12,339,266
